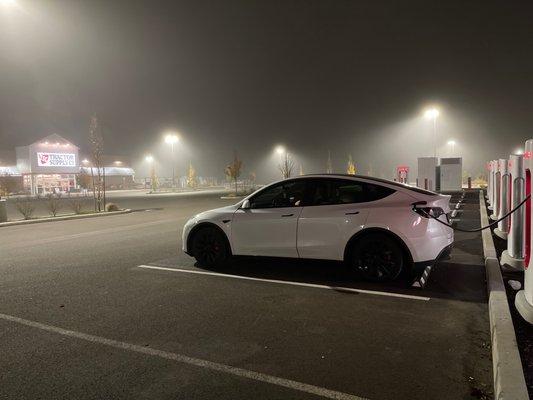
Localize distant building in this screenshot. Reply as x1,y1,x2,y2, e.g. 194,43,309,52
0,133,136,195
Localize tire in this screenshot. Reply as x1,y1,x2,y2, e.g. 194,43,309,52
349,233,404,282
191,226,229,267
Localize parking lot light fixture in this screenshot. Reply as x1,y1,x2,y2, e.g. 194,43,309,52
447,140,456,155
145,155,154,163
275,145,285,155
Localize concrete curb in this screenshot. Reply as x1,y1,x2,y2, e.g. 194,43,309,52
479,190,529,400
0,209,132,228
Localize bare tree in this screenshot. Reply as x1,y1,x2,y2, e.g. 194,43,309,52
326,150,333,173
225,152,243,195
46,193,62,216
278,152,294,179
187,162,198,189
89,115,104,211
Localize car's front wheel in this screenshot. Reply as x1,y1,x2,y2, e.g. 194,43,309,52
349,233,404,282
191,226,229,267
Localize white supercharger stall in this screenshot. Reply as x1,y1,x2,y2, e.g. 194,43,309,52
490,160,501,220
501,154,526,271
488,160,495,211
516,140,533,324
494,158,510,240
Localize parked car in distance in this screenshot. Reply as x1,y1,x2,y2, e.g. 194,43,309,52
182,174,453,282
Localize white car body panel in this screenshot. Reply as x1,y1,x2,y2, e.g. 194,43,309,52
297,203,369,260
231,207,303,257
182,175,454,268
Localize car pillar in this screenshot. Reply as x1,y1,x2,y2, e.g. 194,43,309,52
501,154,525,271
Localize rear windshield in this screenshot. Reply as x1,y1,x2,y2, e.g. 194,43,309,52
357,177,438,196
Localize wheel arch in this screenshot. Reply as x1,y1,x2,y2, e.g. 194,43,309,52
186,222,232,256
343,227,414,266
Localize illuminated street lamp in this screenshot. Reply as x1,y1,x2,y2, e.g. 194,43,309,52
275,145,286,155
0,0,17,8
447,140,456,155
424,107,440,158
164,132,180,188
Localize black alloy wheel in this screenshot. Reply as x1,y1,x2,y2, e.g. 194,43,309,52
192,227,229,267
351,234,404,282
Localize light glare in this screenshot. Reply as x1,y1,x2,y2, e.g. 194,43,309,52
164,133,179,144
424,107,440,119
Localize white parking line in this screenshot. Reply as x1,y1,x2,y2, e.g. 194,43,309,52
0,312,368,400
136,265,430,301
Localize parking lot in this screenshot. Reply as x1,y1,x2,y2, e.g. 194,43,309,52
0,191,492,399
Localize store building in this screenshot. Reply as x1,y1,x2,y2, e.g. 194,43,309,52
0,133,136,195
16,133,80,195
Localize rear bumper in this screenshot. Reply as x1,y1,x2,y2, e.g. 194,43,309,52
412,243,453,279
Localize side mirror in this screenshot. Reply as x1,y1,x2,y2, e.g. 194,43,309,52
241,199,251,209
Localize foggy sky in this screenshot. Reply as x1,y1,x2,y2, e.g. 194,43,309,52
1,0,533,181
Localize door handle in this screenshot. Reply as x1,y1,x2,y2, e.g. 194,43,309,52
345,211,360,215
281,213,294,217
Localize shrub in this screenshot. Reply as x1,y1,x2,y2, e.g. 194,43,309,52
105,203,120,212
15,196,35,220
69,197,84,214
46,193,62,216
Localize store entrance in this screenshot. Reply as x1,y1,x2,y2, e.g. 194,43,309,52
29,174,77,194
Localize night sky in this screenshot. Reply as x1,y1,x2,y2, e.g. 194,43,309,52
1,0,533,180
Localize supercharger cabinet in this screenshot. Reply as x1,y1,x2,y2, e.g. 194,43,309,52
439,157,462,191
417,157,438,191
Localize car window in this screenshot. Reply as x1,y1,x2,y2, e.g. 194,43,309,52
250,180,307,209
308,179,395,205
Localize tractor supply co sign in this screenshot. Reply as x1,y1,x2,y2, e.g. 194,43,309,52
37,152,76,167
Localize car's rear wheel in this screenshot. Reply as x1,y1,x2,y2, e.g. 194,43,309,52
349,233,404,282
191,226,229,267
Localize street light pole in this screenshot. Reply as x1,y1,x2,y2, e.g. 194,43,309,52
433,115,437,158
171,141,175,189
424,107,440,158
164,133,179,189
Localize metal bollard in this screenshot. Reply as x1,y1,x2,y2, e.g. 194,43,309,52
516,139,533,324
494,158,510,239
490,159,501,220
501,154,525,270
0,199,7,223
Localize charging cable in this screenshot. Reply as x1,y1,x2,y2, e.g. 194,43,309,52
416,194,531,233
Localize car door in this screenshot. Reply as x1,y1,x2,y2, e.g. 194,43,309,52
297,178,392,260
231,179,307,257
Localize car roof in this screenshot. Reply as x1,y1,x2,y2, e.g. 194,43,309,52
287,174,439,196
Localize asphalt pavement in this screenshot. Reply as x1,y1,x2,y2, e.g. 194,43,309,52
0,190,492,399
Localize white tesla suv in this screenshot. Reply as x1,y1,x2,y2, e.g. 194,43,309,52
182,175,453,282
